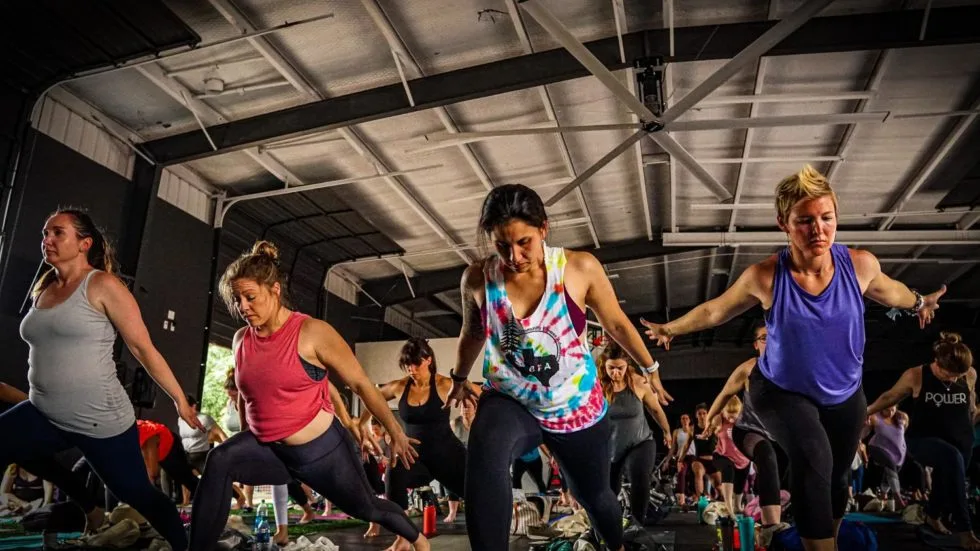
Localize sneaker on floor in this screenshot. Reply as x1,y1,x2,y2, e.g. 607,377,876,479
527,524,563,541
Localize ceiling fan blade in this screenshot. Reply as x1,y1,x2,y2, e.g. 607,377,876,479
668,112,889,132
544,130,648,207
649,132,732,200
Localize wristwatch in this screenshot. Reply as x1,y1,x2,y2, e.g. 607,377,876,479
449,369,468,383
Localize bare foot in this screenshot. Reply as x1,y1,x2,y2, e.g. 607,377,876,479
299,507,315,525
273,527,289,546
443,513,456,523
364,523,381,538
959,532,980,551
927,515,952,535
85,507,105,533
410,534,430,551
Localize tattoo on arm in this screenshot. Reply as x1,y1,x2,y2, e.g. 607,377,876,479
462,291,484,339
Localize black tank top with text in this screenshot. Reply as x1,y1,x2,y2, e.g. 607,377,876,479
907,364,973,457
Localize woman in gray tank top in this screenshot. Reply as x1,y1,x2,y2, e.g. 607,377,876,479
598,343,671,526
0,209,202,551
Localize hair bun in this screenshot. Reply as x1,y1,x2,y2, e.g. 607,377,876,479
939,331,962,345
251,240,280,263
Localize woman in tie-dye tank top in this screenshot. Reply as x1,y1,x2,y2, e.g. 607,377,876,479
446,184,671,551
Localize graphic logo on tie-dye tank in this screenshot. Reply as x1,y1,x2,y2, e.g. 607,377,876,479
482,244,607,433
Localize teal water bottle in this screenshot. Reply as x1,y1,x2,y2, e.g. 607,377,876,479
738,514,755,550
697,495,709,524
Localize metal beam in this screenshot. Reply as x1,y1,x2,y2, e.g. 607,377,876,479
877,93,980,230
204,0,474,266
503,0,601,247
361,239,712,306
663,230,980,247
142,6,980,165
827,50,892,181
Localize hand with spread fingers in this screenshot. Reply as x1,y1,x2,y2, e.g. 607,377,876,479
640,318,673,350
918,285,946,330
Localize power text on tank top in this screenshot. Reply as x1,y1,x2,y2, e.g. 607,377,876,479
20,270,134,438
608,388,654,462
907,365,973,457
483,244,606,433
758,244,865,406
868,413,907,467
235,312,335,443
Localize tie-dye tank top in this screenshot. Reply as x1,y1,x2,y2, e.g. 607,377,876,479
483,244,607,433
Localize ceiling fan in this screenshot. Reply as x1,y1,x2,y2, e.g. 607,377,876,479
406,0,884,207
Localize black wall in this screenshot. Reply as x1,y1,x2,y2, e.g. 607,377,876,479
0,130,132,395
125,200,214,426
0,129,215,428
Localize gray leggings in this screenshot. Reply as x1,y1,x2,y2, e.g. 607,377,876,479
867,445,902,500
188,421,420,550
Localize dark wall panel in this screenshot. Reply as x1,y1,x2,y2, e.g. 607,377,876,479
125,200,214,426
0,130,131,397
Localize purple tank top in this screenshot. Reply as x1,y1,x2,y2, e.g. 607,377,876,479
869,413,907,467
757,244,865,406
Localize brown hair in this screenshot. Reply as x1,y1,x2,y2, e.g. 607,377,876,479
597,341,634,403
34,208,117,299
774,165,838,224
933,332,973,375
218,240,288,316
399,337,437,375
224,374,238,391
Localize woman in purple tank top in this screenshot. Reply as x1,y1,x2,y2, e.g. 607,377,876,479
641,165,947,551
866,406,908,508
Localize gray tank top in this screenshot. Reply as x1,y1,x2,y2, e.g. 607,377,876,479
20,270,134,438
608,387,653,462
735,363,773,440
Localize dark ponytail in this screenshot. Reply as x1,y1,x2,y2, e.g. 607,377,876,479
33,208,117,299
399,337,437,375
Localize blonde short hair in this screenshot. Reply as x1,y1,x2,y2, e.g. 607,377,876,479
724,395,743,416
775,165,838,223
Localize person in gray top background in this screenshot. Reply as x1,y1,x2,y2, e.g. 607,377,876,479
0,209,203,551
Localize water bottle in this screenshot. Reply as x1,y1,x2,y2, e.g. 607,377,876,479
254,500,271,550
697,495,710,524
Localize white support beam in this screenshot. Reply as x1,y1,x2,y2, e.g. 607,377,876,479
645,154,842,165
888,245,929,279
663,230,980,247
728,54,768,232
827,51,892,181
669,112,888,132
662,0,834,123
545,130,648,206
165,53,267,78
358,0,494,194
877,93,980,230
205,0,474,265
957,211,980,231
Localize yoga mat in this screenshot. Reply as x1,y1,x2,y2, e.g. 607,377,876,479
0,532,81,551
844,512,902,524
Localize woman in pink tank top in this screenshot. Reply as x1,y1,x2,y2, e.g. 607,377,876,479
188,241,430,551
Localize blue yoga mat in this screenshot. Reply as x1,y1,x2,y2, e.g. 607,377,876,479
0,532,82,551
844,512,902,524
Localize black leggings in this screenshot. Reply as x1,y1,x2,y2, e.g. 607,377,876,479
0,403,186,550
465,391,622,551
748,370,866,540
733,427,781,508
189,421,419,550
106,435,200,511
610,439,657,524
386,424,466,510
513,455,548,493
906,437,972,532
713,454,749,491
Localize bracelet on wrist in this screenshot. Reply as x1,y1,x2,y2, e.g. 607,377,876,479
449,369,468,383
908,289,924,313
642,361,661,374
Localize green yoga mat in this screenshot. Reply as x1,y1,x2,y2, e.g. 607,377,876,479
844,512,902,524
0,532,82,550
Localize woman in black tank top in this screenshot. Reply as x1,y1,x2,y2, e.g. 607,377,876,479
362,338,481,543
684,404,722,499
867,333,979,550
